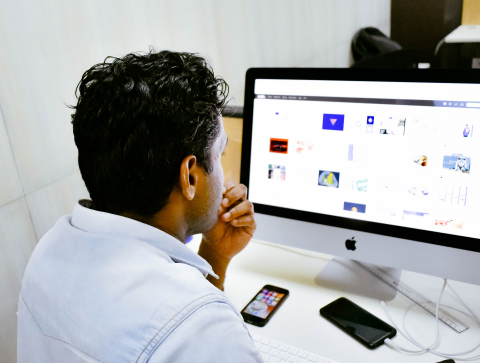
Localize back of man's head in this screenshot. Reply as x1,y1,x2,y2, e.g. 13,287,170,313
70,49,229,217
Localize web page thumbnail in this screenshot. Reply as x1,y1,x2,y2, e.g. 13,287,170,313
407,184,429,196
295,140,313,154
371,205,397,218
446,122,475,138
270,138,288,154
438,185,467,205
403,210,429,221
322,114,344,131
463,124,473,138
414,154,428,167
347,145,354,161
435,219,463,229
268,165,286,181
351,176,368,192
379,117,406,136
318,171,340,188
343,202,366,213
442,154,471,173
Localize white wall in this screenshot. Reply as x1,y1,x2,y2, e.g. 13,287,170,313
0,0,390,361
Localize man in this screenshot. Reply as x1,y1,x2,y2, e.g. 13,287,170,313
17,50,263,363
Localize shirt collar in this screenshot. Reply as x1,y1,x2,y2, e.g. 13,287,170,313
71,200,218,279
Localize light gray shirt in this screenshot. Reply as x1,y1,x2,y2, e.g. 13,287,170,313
17,200,262,363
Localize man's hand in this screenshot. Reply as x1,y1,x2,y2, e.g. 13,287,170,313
199,180,256,290
202,180,256,259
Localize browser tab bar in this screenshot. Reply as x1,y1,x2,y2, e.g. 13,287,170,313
256,94,474,108
254,79,480,102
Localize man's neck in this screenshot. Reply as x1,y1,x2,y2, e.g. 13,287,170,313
120,205,189,243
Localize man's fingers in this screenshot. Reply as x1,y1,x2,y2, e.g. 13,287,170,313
217,199,242,216
221,183,247,208
223,180,236,194
230,215,256,228
221,200,253,221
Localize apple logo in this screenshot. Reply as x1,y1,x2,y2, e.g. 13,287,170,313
345,237,356,251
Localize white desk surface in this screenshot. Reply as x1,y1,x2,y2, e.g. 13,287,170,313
188,235,480,362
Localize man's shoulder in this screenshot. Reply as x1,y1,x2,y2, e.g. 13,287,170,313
22,212,221,314
20,214,229,363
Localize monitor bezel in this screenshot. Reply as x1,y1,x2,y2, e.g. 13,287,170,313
240,68,480,253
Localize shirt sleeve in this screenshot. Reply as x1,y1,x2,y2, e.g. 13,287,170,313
147,301,263,363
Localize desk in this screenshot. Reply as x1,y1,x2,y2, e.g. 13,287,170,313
188,235,480,362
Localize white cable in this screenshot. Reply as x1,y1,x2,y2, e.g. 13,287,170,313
402,279,446,352
448,282,480,324
381,278,446,354
385,303,480,360
382,278,480,361
402,304,480,357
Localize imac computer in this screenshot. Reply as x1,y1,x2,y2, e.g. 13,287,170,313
241,68,480,297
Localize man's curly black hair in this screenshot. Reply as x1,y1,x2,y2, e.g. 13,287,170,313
70,49,229,216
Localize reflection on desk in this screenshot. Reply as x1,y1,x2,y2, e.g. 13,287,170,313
188,235,480,362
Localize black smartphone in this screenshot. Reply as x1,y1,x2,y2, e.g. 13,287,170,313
241,285,289,327
320,297,396,349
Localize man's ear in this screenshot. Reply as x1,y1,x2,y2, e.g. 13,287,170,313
179,155,198,201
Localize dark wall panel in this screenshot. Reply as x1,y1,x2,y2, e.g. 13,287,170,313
391,0,463,64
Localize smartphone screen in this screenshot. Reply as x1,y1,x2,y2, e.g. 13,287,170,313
241,285,289,326
320,297,396,349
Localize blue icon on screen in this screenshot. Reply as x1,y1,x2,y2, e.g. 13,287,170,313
322,114,345,131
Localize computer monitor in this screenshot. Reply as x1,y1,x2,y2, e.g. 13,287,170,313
241,68,480,289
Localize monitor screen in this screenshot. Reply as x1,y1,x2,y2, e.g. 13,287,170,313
243,72,480,251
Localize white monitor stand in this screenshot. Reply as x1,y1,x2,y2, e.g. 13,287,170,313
313,257,400,301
